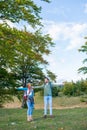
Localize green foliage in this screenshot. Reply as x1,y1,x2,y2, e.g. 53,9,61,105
52,87,58,97
47,70,57,82
0,0,50,27
63,82,74,96
62,79,87,96
78,67,87,74
78,37,87,74
0,67,18,107
0,23,56,106
42,0,51,2
0,0,41,27
0,0,56,106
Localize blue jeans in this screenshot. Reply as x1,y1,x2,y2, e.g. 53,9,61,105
27,101,34,116
44,96,52,115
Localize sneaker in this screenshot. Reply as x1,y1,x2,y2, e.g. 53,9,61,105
30,117,33,122
43,115,47,118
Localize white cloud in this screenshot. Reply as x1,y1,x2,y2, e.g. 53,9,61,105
66,37,84,50
43,21,87,50
4,20,87,51
42,20,87,82
60,58,65,63
64,23,87,50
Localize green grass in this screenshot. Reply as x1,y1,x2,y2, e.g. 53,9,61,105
0,108,87,130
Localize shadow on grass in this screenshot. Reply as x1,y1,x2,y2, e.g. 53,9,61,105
33,115,56,121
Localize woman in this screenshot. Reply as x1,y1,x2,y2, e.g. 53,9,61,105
26,83,34,121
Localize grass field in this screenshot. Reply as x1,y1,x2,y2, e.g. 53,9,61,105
1,94,87,130
0,107,87,130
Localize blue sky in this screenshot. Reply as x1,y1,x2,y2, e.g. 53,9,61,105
33,0,87,83
1,0,87,83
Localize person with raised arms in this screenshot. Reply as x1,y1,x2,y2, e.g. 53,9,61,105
26,83,34,122
36,77,54,118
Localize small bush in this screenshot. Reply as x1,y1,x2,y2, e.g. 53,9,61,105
52,87,58,97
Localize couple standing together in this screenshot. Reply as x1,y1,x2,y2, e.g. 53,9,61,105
26,77,54,122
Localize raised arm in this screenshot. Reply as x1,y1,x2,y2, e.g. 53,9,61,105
50,83,59,88
33,84,44,89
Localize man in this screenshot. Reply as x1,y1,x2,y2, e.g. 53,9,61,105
43,77,54,118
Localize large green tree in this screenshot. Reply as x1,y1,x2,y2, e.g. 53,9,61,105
0,0,56,106
0,23,55,105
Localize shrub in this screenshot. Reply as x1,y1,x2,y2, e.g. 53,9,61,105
62,79,87,96
52,87,58,97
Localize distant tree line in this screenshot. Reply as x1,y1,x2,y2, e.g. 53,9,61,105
62,79,87,96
